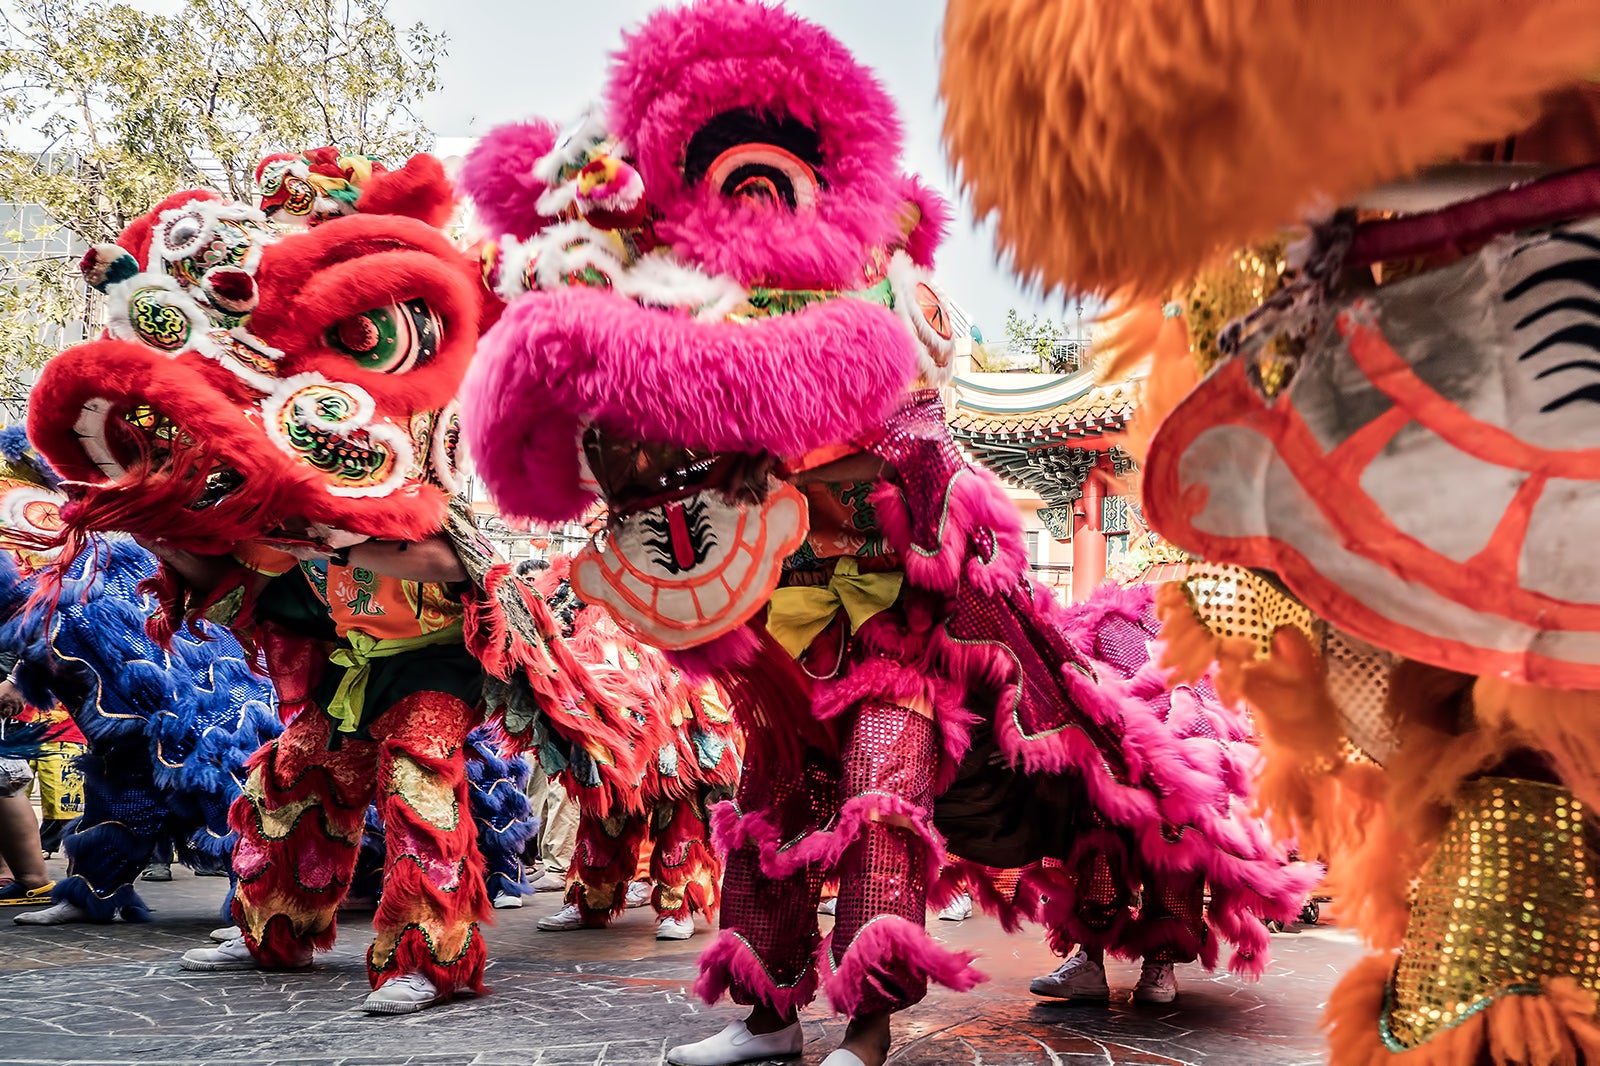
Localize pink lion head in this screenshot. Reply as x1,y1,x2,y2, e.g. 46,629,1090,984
459,0,964,651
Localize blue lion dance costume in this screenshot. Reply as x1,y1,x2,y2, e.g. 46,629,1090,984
0,429,536,924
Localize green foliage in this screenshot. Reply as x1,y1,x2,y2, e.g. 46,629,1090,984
0,0,445,382
998,309,1073,372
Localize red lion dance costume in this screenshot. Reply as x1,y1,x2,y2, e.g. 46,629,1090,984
943,1,1600,1063
456,3,1314,1064
530,560,739,940
25,154,641,1015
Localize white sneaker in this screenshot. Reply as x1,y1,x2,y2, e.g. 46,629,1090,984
141,862,172,882
1029,952,1110,1000
209,924,240,942
666,1019,804,1065
529,871,567,892
181,935,309,972
13,901,88,925
820,1052,867,1066
936,893,973,922
536,903,587,931
492,891,523,910
657,914,695,940
361,971,441,1014
818,897,837,916
626,880,652,909
1134,961,1178,1004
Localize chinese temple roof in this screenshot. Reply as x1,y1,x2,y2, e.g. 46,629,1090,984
949,369,1140,441
948,366,1142,506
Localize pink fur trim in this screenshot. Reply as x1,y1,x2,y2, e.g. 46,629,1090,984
460,121,560,240
666,627,761,681
872,468,1028,598
820,915,986,1016
898,174,953,269
606,0,910,289
462,286,919,524
695,928,821,1016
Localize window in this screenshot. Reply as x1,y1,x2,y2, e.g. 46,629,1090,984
1024,530,1041,565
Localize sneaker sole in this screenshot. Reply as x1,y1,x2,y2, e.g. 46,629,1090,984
492,899,523,909
666,1053,801,1066
361,997,442,1015
181,959,313,973
656,931,695,941
1030,986,1110,1000
1134,993,1178,1005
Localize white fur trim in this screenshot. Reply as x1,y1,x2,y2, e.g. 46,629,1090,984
105,273,221,360
429,399,464,495
886,250,961,386
534,107,609,185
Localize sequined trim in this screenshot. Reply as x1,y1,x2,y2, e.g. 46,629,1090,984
388,754,461,831
1379,777,1600,1050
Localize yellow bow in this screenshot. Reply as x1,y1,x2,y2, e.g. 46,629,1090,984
325,621,464,734
765,559,903,659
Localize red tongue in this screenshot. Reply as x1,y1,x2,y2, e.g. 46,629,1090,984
665,500,697,571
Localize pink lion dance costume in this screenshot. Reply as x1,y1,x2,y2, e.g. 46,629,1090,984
457,3,1316,1062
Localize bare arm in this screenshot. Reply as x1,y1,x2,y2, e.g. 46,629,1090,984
132,538,242,596
341,535,468,585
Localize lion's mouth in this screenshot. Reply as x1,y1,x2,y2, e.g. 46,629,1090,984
73,398,250,514
580,427,774,519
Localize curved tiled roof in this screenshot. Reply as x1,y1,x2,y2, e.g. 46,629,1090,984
949,368,1142,440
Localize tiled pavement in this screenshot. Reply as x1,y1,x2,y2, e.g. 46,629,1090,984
1,859,1363,1066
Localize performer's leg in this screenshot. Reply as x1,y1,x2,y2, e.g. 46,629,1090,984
46,744,161,922
649,791,721,925
825,699,979,1064
367,691,486,995
693,742,835,1022
561,809,648,927
1132,870,1205,1004
230,709,378,968
33,741,85,854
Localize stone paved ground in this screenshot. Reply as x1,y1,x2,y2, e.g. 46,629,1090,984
1,858,1362,1066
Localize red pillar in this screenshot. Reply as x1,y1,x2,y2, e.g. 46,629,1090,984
1070,464,1106,603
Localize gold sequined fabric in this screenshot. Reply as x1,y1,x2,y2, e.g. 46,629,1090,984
1181,563,1316,656
1179,564,1398,762
1322,627,1399,764
1381,777,1600,1051
1180,237,1293,375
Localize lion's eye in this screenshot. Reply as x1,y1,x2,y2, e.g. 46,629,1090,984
325,298,440,373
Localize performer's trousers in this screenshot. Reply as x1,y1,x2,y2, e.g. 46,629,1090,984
703,699,963,1019
568,791,721,923
229,691,488,993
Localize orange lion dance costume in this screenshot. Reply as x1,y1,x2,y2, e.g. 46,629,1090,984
943,2,1600,1063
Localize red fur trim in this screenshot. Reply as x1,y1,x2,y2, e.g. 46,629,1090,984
117,190,221,268
820,916,986,1015
244,912,331,969
356,154,455,228
694,928,822,1017
370,924,488,997
466,564,646,815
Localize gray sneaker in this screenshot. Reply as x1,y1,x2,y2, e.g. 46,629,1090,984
1029,952,1110,1000
181,935,310,972
140,862,172,882
1134,961,1178,1004
361,972,442,1014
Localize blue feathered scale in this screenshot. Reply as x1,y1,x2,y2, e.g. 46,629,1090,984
0,536,280,921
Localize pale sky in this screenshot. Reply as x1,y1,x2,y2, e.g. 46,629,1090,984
388,0,1078,339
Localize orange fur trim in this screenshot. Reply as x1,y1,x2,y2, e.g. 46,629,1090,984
1326,954,1600,1065
941,0,1600,297
1097,304,1194,465
1472,678,1600,815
